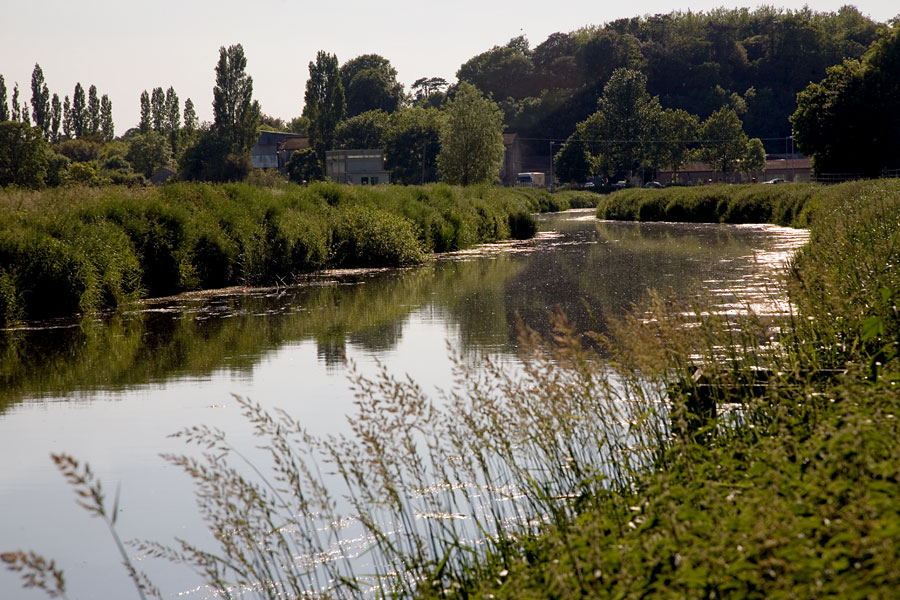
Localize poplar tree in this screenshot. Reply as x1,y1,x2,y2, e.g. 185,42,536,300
139,90,151,133
50,94,61,142
62,95,72,139
151,87,165,132
71,83,86,138
30,64,51,138
0,75,8,122
100,94,114,141
12,84,21,122
87,84,100,136
303,50,345,163
212,44,260,154
183,98,197,135
164,87,180,133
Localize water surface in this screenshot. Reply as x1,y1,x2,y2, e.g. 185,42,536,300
0,211,808,598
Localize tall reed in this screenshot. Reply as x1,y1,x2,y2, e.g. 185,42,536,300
0,183,547,325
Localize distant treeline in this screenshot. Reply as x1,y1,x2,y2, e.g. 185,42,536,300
456,7,881,152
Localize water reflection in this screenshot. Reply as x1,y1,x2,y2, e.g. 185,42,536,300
0,213,808,411
0,210,809,599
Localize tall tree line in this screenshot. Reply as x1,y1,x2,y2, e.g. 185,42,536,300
0,64,115,142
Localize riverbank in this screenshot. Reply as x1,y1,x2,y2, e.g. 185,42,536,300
0,183,594,326
595,180,843,226
448,179,900,598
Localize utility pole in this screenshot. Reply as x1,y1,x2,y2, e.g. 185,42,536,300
549,141,555,192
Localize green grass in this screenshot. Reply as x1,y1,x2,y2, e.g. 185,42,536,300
596,183,827,226
0,183,553,325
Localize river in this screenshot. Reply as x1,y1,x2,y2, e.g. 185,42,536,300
0,210,808,599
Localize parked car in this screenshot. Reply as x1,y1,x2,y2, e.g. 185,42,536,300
761,178,785,184
644,181,664,188
612,180,627,190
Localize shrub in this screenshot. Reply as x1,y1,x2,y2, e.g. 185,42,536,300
330,204,426,267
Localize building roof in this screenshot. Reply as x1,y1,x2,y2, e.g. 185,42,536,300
279,137,310,151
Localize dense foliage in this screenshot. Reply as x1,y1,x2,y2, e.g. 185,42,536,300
457,7,880,152
792,25,900,175
0,183,549,325
596,182,820,225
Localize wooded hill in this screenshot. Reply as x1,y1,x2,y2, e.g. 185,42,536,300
455,7,882,152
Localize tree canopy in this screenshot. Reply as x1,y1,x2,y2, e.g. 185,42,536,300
212,44,261,154
340,54,404,117
304,51,345,164
437,83,505,186
792,25,900,176
0,121,50,188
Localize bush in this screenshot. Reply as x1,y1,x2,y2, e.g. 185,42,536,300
330,204,426,267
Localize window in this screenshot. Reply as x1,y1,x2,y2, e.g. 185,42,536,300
361,177,369,185
371,177,379,185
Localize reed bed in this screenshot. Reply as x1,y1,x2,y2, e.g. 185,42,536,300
0,183,550,325
7,180,900,599
595,182,825,226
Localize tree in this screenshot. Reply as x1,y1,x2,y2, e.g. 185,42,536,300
179,130,250,182
126,130,171,177
139,90,151,133
285,148,323,183
183,98,197,136
334,110,389,150
456,39,536,101
11,83,21,122
436,82,505,185
289,116,310,136
0,120,50,188
212,44,261,154
303,51,345,164
0,75,8,122
411,77,449,102
339,54,404,117
384,106,443,184
20,104,30,126
87,85,100,136
742,137,766,177
62,95,72,139
164,87,180,133
579,68,662,179
554,126,594,184
151,87,165,132
30,64,51,138
100,95,114,141
699,106,748,176
658,108,699,182
50,94,61,142
792,26,900,176
71,83,86,138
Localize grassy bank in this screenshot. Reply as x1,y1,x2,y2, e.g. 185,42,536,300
446,179,900,598
595,182,832,226
0,183,561,326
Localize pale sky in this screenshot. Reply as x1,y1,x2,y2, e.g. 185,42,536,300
1,1,897,133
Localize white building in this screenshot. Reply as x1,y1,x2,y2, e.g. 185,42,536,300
325,150,391,185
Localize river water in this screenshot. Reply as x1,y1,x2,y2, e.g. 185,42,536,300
0,210,808,599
